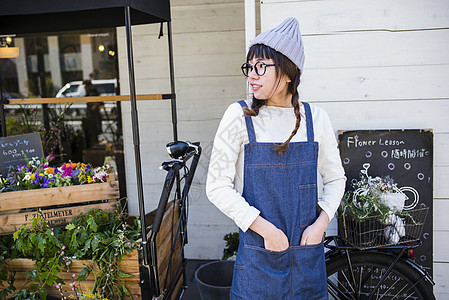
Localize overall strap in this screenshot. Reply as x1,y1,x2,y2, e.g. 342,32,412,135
237,100,257,143
302,102,315,142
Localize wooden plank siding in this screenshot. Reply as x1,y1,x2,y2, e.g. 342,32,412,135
117,0,449,296
117,0,246,260
260,0,449,297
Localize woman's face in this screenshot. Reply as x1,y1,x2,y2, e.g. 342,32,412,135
247,57,291,105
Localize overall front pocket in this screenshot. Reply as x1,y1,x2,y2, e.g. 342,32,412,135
290,242,327,299
242,245,291,299
298,184,318,228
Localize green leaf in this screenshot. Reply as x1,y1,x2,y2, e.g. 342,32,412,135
91,235,99,252
26,269,38,280
12,230,19,241
80,231,88,243
122,283,131,296
87,217,97,232
77,267,90,281
29,232,36,245
117,270,133,278
65,223,76,231
35,235,46,253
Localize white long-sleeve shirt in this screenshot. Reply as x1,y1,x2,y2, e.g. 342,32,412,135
206,100,346,232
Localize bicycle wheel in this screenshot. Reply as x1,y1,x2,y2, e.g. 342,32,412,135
326,252,434,300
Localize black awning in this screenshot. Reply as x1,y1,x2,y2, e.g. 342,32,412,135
0,0,170,34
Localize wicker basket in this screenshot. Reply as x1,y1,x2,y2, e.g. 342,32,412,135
337,207,429,250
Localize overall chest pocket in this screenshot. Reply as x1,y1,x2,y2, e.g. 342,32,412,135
298,184,318,228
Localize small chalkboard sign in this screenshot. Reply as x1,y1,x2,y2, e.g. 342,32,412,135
0,133,44,177
338,129,433,276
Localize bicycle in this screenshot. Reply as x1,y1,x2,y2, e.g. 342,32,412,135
324,234,435,300
140,141,201,300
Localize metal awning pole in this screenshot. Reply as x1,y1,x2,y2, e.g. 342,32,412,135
167,21,177,141
124,6,149,264
167,21,188,295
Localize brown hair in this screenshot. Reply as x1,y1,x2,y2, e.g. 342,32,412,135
244,44,302,155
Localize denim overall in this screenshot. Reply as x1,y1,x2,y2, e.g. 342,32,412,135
230,100,327,300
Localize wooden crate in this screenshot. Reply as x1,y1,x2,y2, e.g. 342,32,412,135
7,250,141,299
0,179,119,235
1,200,184,300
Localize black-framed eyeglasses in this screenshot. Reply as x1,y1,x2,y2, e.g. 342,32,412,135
241,61,275,77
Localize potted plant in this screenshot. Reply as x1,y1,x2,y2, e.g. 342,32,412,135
2,204,141,300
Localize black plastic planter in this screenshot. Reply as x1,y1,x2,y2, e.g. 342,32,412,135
195,260,235,300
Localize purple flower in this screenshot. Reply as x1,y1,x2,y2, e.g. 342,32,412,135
41,178,49,188
46,154,55,162
61,165,73,178
71,169,81,180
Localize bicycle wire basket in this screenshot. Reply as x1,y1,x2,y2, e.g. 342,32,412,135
337,206,429,250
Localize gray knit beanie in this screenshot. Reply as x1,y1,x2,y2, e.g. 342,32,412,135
249,17,305,74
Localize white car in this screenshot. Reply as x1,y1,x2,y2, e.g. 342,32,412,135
55,79,118,98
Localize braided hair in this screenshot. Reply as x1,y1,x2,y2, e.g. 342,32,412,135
243,44,302,155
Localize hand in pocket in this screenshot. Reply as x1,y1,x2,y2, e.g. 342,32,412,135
300,211,329,245
264,227,289,251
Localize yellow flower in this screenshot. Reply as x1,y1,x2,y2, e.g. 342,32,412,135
31,173,35,180
87,176,94,184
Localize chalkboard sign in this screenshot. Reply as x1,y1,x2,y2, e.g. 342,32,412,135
338,129,433,276
0,133,44,177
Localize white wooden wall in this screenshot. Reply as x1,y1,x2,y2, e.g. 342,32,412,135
117,0,247,259
259,0,449,298
117,0,449,296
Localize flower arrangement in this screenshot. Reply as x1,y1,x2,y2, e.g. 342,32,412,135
341,174,397,222
0,155,110,193
340,164,411,246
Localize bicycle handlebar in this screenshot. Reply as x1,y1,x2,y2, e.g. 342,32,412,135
150,141,201,235
165,140,200,160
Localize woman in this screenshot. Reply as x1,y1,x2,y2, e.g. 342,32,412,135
206,17,346,299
